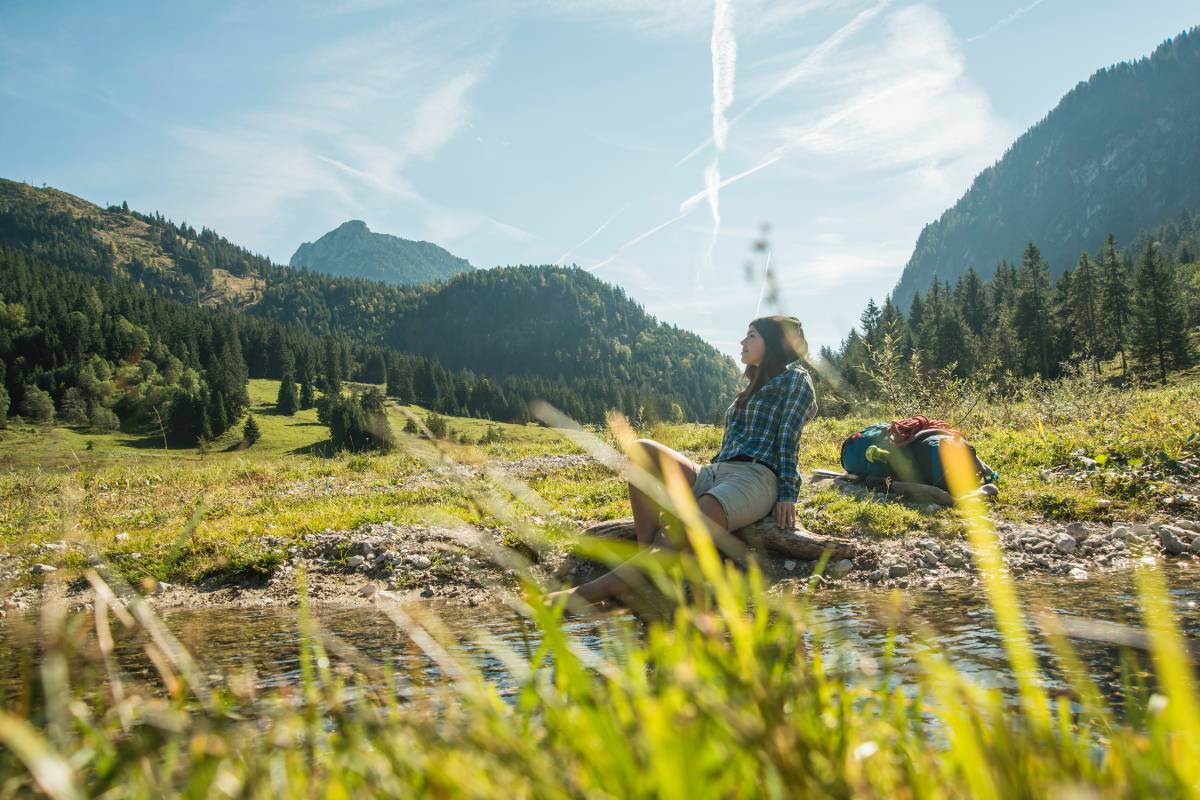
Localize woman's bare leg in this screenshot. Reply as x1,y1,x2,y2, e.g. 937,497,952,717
629,439,698,546
562,494,728,605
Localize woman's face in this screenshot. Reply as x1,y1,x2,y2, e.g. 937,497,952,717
740,326,766,367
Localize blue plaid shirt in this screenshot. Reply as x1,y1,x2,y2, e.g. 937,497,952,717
713,363,818,503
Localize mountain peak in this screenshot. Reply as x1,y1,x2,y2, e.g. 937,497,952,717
335,219,370,233
290,221,473,287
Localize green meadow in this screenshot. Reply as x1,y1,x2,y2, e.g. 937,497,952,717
2,373,1198,590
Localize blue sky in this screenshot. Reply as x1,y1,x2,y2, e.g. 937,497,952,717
2,1,1196,358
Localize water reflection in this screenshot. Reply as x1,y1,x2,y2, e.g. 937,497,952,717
3,564,1199,705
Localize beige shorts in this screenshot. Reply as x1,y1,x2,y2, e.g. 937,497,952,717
691,461,778,530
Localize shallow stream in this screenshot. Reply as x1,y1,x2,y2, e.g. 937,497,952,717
4,563,1200,704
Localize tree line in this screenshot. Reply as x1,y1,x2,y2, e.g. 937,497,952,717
824,215,1199,397
0,247,726,446
0,179,740,427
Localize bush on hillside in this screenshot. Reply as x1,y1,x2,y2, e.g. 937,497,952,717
328,392,394,453
19,385,54,423
89,404,120,433
243,415,262,447
425,412,448,440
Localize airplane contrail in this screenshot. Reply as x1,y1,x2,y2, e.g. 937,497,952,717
711,0,736,152
705,0,737,274
585,208,693,273
967,0,1047,43
553,201,631,265
674,0,892,169
679,155,782,213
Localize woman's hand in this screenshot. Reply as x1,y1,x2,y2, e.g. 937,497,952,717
773,501,796,530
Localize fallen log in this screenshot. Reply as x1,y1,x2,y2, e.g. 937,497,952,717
582,517,856,561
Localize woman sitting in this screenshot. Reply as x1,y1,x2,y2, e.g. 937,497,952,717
553,315,818,605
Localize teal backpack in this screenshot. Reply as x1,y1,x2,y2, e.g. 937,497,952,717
838,422,893,478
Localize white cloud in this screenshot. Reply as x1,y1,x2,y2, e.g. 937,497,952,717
405,72,483,160
154,9,512,256
770,5,1011,179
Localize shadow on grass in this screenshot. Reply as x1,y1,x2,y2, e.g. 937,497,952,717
288,439,336,457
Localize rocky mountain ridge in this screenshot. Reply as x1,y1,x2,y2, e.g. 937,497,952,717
290,219,473,287
893,26,1200,306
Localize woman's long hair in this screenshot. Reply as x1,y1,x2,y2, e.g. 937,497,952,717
734,316,809,411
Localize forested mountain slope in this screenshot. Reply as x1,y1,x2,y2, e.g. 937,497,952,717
0,178,739,424
290,220,473,286
893,26,1200,307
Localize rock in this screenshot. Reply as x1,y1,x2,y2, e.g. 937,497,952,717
1095,499,1113,509
1132,524,1154,539
828,559,853,579
1054,534,1077,555
1174,520,1200,534
358,583,378,598
1158,526,1190,555
31,563,57,575
1065,522,1092,541
420,586,435,598
888,564,910,578
347,555,365,568
1110,526,1131,541
1069,567,1089,580
407,555,432,570
1191,539,1200,555
868,569,887,583
784,560,797,571
115,533,130,542
943,553,966,568
153,581,170,595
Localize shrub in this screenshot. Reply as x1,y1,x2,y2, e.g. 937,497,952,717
479,425,505,445
328,393,394,453
89,405,120,432
425,412,449,440
243,415,262,447
19,385,54,423
59,387,90,426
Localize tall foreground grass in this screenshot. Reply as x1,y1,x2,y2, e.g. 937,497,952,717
3,416,1200,797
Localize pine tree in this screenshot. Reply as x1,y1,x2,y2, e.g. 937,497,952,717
299,371,316,410
859,299,883,351
209,390,229,436
907,292,925,337
1069,252,1102,374
243,414,262,447
1099,234,1132,377
1051,268,1076,369
956,267,989,337
0,362,8,429
1014,242,1053,376
321,336,342,397
1130,243,1192,384
276,366,298,415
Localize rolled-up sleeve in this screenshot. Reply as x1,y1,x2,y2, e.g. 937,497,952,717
774,370,817,502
